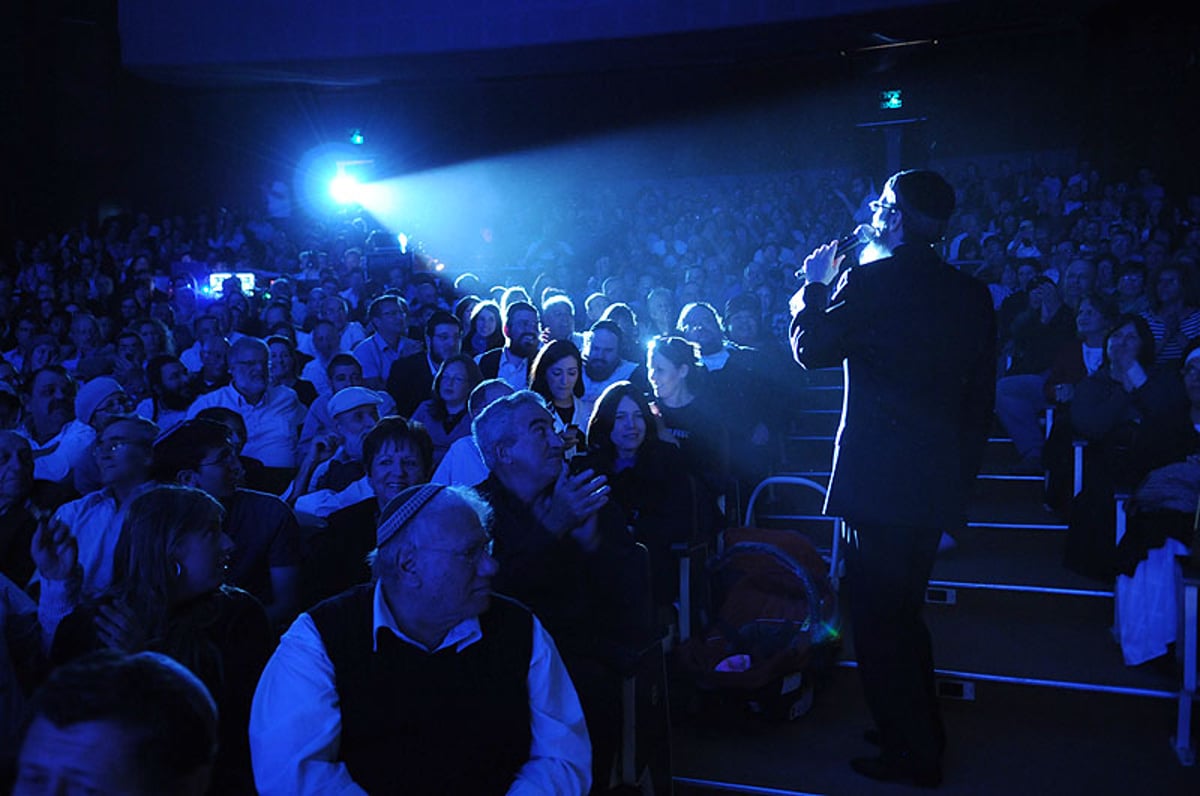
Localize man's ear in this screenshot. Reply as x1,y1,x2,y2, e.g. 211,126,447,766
495,441,514,466
178,469,201,488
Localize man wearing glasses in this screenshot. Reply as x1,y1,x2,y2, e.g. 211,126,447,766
188,337,306,471
39,415,158,597
250,483,590,795
790,169,997,787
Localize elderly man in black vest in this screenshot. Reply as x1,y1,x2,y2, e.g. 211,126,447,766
791,169,996,788
249,483,591,795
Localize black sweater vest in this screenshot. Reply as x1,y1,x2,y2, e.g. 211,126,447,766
309,585,534,794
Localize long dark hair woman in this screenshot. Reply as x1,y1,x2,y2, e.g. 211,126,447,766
463,299,504,357
529,338,586,457
409,353,483,470
48,484,274,794
646,334,730,503
577,380,721,610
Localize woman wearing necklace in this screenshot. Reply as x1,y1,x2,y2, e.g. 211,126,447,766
529,339,587,458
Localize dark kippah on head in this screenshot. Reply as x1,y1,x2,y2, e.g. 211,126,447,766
893,169,956,222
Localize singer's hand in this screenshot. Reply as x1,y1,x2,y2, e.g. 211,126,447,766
801,240,843,286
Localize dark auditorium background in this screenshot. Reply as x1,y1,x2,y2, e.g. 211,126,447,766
2,0,1194,246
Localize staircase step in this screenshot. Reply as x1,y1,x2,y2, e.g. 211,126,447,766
837,589,1176,697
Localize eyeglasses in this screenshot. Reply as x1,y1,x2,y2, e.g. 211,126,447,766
869,200,898,214
421,537,494,565
231,359,268,368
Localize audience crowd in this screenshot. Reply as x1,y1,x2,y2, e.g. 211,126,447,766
3,152,1200,791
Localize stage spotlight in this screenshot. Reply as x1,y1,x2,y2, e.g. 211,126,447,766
330,172,360,204
350,129,365,146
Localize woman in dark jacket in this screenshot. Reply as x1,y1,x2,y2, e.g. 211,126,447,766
576,380,721,612
50,485,273,794
1065,314,1188,578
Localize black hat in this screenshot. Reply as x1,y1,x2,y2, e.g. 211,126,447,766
892,170,956,222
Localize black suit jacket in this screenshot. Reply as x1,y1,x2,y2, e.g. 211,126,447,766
385,352,435,419
790,243,997,530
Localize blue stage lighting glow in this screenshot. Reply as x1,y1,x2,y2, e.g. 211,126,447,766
330,172,360,204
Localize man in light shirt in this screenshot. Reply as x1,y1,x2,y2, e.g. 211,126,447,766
187,337,306,470
352,294,423,390
249,483,591,795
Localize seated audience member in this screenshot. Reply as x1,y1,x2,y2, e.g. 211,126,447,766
59,313,110,376
585,292,612,327
1065,314,1189,579
136,354,195,435
291,386,383,518
43,415,158,597
193,407,271,494
300,353,395,453
431,379,515,487
1041,295,1120,508
179,314,221,373
187,336,306,473
678,300,772,493
577,380,721,612
579,319,650,423
12,650,220,796
301,415,434,607
267,334,317,406
1140,261,1200,367
463,299,504,358
250,484,590,795
19,366,90,485
529,339,587,458
300,318,341,396
19,335,62,383
473,390,653,791
477,300,540,390
351,294,422,390
410,353,483,470
135,316,175,360
541,293,586,350
48,486,273,794
647,335,730,506
0,432,40,586
153,420,302,629
1115,261,1150,316
598,302,642,365
385,310,463,418
189,332,231,396
999,288,1112,467
67,376,138,495
1111,341,1200,665
644,287,677,341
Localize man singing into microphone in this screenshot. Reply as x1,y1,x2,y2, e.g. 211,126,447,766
789,170,996,788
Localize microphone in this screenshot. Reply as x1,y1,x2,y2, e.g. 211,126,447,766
837,223,877,253
794,224,878,282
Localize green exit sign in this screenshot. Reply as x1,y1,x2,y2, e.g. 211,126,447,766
880,90,903,110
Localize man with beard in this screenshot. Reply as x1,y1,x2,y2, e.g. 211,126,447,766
136,355,194,434
385,310,462,417
477,301,539,390
291,387,383,519
579,319,650,423
790,169,995,787
188,337,306,472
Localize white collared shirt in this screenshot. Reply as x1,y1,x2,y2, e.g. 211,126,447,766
249,581,591,795
187,384,306,468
